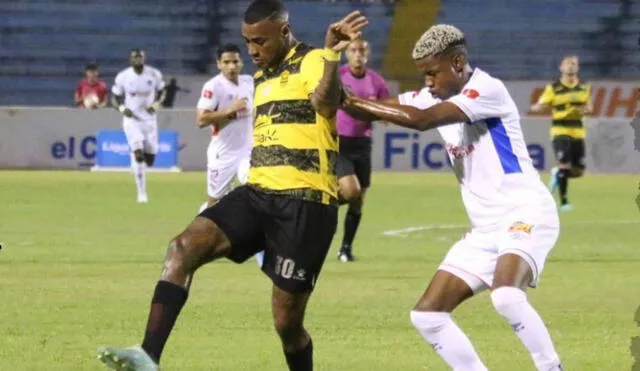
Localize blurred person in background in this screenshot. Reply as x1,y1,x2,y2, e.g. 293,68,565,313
111,49,167,204
162,77,190,108
75,63,108,109
530,55,593,211
335,39,389,262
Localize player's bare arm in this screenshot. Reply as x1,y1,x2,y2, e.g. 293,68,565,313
344,97,469,131
310,11,368,118
530,102,550,113
111,93,134,118
196,99,247,128
146,88,167,114
341,96,398,122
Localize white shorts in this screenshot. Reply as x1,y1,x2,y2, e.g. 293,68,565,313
207,152,251,199
123,118,158,154
438,207,560,293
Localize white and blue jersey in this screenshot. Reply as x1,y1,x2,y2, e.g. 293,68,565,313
399,68,556,228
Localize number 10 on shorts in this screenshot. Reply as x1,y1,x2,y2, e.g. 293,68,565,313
275,256,296,279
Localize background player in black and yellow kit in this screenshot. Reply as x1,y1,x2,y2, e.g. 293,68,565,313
97,1,368,370
531,55,593,211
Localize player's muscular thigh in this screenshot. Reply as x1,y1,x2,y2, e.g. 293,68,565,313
161,217,232,287
414,270,474,312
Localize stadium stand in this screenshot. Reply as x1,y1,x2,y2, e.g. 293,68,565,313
0,0,211,106
434,0,637,80
0,0,636,106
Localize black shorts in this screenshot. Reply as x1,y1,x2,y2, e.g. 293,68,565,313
552,135,585,169
200,185,338,293
336,136,372,188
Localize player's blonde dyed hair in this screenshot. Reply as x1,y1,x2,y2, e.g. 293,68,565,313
412,24,466,60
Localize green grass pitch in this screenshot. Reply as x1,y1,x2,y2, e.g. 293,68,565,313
0,171,638,370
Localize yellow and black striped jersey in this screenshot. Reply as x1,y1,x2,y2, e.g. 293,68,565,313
247,43,339,205
538,80,591,139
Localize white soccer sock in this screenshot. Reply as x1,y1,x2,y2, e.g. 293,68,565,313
132,159,146,196
491,287,562,370
410,311,488,371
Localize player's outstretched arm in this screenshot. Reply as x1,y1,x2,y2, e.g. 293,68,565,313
344,97,469,131
310,11,368,118
530,84,553,113
529,102,549,113
196,99,246,129
341,95,398,122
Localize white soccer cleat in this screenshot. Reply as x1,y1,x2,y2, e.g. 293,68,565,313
97,345,159,371
137,194,148,203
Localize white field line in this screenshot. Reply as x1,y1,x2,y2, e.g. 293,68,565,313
382,220,640,237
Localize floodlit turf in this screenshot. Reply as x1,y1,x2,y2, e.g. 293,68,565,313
0,170,638,370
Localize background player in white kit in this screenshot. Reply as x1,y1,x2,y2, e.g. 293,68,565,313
196,44,261,266
343,25,564,371
196,44,253,207
111,49,166,203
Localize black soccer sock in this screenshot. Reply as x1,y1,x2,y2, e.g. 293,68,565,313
557,169,570,205
141,281,189,362
341,211,362,250
285,339,313,371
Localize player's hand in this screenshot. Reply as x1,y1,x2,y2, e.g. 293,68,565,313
230,98,248,113
146,102,161,114
123,108,134,118
325,11,369,52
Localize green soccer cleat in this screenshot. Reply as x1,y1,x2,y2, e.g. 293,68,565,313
97,345,159,371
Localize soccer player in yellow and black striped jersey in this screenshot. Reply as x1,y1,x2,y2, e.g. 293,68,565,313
531,55,593,211
96,1,368,370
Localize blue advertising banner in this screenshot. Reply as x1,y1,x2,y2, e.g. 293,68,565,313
93,130,180,171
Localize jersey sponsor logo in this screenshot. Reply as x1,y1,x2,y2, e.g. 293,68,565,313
254,129,278,144
130,91,151,97
446,143,475,159
462,88,479,99
203,89,213,99
280,70,290,85
508,221,533,234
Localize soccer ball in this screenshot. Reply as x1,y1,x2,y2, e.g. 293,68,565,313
83,94,100,109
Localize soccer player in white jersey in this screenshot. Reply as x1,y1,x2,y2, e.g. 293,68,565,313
111,49,166,203
196,43,253,211
342,25,564,371
196,44,261,266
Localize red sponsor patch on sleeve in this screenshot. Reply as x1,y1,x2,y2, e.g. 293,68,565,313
203,90,213,99
462,89,479,99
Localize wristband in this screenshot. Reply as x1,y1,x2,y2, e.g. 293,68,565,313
118,105,126,113
323,48,341,62
151,101,161,111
